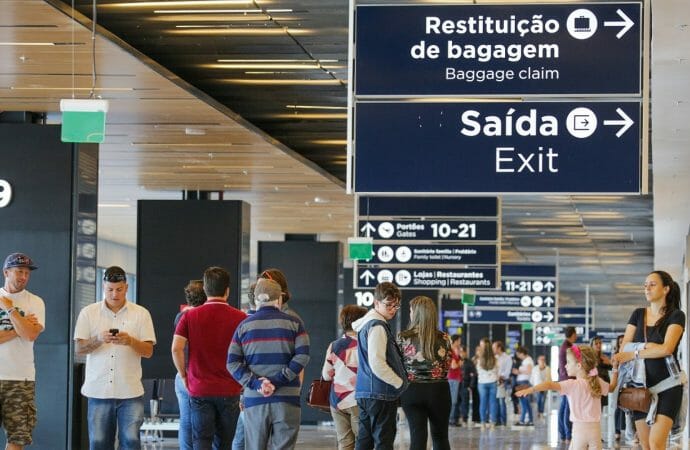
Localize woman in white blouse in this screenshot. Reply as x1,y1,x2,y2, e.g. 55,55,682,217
475,337,499,429
530,354,551,419
513,346,534,426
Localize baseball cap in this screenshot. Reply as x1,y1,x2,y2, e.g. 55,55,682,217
3,253,38,271
103,266,127,282
254,278,281,303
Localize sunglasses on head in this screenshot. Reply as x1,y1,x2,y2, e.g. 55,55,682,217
104,273,126,283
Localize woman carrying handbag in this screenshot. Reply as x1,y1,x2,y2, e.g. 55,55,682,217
321,305,368,450
613,270,685,450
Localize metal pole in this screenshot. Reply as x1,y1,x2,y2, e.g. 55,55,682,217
585,284,590,342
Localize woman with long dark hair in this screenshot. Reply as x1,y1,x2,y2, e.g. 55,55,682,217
398,296,452,450
614,270,685,450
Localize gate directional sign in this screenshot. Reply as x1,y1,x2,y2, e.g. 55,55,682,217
502,279,557,293
359,219,498,241
356,267,497,289
368,243,497,266
354,196,500,290
465,264,558,324
354,101,641,194
355,3,642,96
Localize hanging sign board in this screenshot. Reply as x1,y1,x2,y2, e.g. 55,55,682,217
355,3,642,97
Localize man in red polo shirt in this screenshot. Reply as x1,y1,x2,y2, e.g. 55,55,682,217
172,266,247,450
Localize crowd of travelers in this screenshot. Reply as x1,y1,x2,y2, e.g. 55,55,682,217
0,252,684,450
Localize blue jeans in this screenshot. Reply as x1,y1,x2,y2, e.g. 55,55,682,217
175,374,193,450
231,410,245,450
356,398,398,450
477,382,497,424
190,395,240,450
558,395,572,440
495,381,508,425
87,396,144,450
448,380,461,423
536,391,546,414
518,384,533,423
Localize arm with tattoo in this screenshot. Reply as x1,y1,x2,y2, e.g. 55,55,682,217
75,336,104,356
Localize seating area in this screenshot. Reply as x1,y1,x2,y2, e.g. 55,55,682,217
141,378,180,443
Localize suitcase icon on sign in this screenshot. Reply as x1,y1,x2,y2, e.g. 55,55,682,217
574,16,590,32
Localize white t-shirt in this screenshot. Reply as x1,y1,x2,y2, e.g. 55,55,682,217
0,287,45,381
476,358,499,384
74,300,156,399
531,364,551,386
517,356,534,383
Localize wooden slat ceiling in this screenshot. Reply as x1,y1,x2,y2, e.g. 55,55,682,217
1,0,674,329
0,0,353,242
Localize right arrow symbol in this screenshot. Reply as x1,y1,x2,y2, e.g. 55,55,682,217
603,108,634,137
604,9,634,39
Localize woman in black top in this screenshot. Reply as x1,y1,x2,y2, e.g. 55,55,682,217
614,270,684,450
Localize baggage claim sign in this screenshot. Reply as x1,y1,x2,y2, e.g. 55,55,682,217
352,3,643,195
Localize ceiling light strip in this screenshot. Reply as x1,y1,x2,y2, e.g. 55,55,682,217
222,79,344,85
0,42,55,46
168,28,312,36
218,59,338,63
103,1,252,8
154,9,262,13
286,105,347,110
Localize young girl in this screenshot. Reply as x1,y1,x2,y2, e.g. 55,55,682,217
516,345,618,449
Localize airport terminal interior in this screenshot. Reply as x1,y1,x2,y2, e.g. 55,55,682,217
1,0,689,449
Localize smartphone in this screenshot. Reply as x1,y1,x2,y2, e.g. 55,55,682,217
109,328,119,336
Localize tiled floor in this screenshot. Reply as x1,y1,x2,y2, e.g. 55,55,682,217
142,406,686,449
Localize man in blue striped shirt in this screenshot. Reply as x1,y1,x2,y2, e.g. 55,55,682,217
227,278,310,450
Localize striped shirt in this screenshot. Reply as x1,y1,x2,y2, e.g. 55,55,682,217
227,305,310,408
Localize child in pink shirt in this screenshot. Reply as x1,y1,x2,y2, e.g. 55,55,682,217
517,345,618,450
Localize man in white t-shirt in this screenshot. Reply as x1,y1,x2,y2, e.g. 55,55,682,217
74,266,156,450
492,340,513,426
0,252,45,450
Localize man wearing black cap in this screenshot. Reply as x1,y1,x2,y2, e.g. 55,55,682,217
0,252,45,450
74,266,156,450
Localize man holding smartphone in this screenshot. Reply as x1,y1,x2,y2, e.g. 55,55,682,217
74,266,156,450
